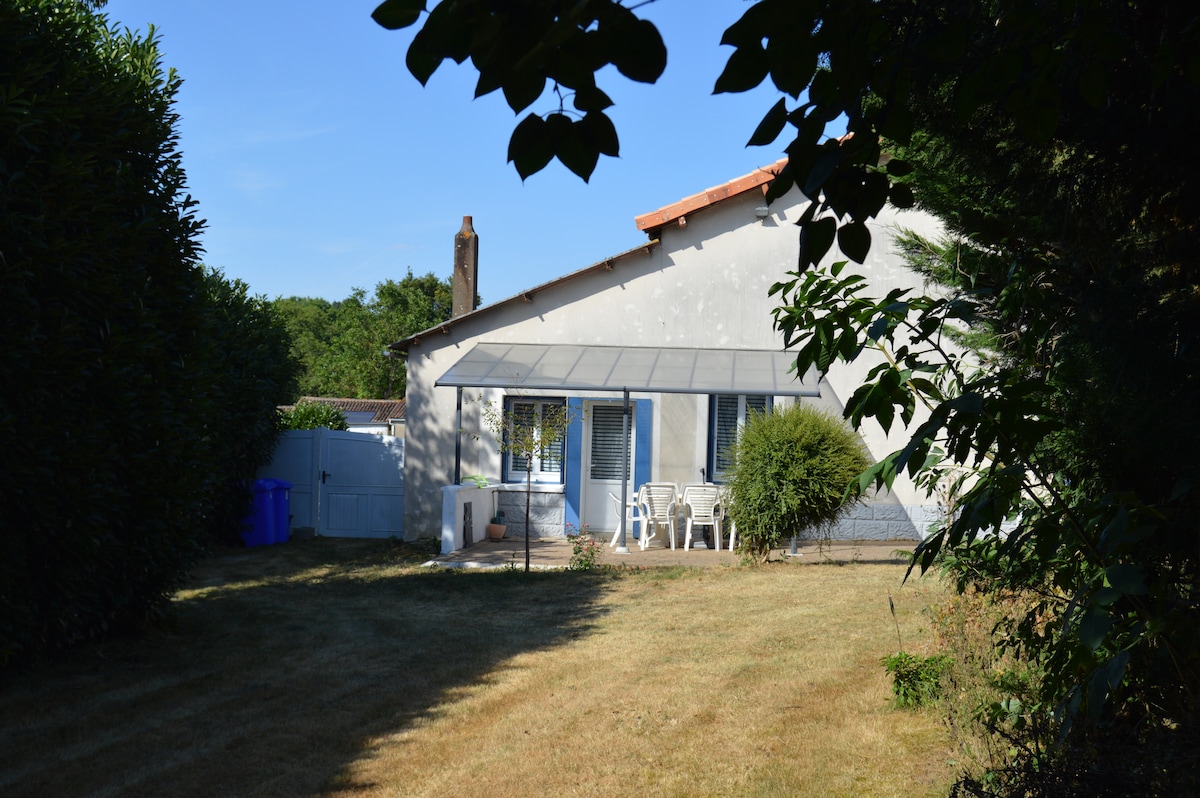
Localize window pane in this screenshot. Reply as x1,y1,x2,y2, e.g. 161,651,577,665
711,394,772,482
589,404,632,480
538,403,564,473
746,395,770,414
713,395,740,480
505,398,566,481
540,439,563,473
509,402,535,473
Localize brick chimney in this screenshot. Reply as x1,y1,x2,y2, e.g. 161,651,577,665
452,215,478,317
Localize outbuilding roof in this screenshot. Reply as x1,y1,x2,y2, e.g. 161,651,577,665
295,397,407,422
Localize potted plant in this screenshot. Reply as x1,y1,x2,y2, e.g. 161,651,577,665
486,510,506,540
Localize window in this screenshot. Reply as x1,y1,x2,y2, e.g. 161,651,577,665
709,394,771,482
504,398,566,483
587,402,635,482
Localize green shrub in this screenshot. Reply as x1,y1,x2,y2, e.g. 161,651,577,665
882,651,953,708
567,530,602,571
723,403,871,561
277,400,350,431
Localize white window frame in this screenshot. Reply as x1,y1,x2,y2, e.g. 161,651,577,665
710,394,772,483
503,397,567,484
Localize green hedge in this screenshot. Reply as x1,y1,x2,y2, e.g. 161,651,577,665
0,1,297,664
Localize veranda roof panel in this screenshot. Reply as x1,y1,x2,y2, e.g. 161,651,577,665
436,343,819,397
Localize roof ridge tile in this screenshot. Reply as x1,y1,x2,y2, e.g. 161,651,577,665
633,158,788,232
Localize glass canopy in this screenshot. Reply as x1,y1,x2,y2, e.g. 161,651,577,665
435,342,819,397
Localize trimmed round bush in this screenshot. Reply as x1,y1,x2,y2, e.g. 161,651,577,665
724,403,871,561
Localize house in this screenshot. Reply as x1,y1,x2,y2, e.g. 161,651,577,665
294,397,407,437
391,162,947,552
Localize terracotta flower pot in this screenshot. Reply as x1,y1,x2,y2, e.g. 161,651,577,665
486,523,506,540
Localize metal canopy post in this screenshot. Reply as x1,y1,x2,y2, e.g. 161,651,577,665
615,388,631,554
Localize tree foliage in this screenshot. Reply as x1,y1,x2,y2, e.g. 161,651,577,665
371,0,665,181
272,270,452,399
723,403,870,562
271,295,339,395
0,1,297,663
277,400,350,432
380,0,1200,788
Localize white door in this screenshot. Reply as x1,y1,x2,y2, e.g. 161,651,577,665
317,430,405,539
261,430,319,530
580,401,635,535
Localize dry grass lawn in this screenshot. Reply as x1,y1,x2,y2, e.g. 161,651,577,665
0,539,954,797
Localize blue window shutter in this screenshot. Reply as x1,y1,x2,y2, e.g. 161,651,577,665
564,398,584,531
635,399,651,487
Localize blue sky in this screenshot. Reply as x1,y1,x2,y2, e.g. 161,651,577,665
101,1,841,305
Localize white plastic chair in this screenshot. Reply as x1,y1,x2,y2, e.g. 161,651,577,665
680,483,724,550
607,490,648,549
639,482,680,549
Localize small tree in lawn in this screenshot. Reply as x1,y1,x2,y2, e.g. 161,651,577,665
724,403,870,562
479,397,572,573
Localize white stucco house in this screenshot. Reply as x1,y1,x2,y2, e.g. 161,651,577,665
391,161,946,553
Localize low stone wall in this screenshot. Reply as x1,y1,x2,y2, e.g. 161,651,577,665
495,483,565,539
827,500,938,541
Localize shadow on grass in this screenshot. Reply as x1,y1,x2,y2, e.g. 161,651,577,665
0,539,619,797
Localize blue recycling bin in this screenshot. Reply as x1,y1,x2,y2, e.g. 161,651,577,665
271,480,292,543
243,479,279,547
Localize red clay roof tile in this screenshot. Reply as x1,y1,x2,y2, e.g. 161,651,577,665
298,397,406,422
633,158,788,233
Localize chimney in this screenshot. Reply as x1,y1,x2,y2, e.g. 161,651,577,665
452,215,478,317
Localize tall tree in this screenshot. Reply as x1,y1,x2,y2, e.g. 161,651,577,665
376,0,1200,789
273,270,452,399
272,295,339,395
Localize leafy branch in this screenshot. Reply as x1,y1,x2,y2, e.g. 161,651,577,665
772,258,1180,723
